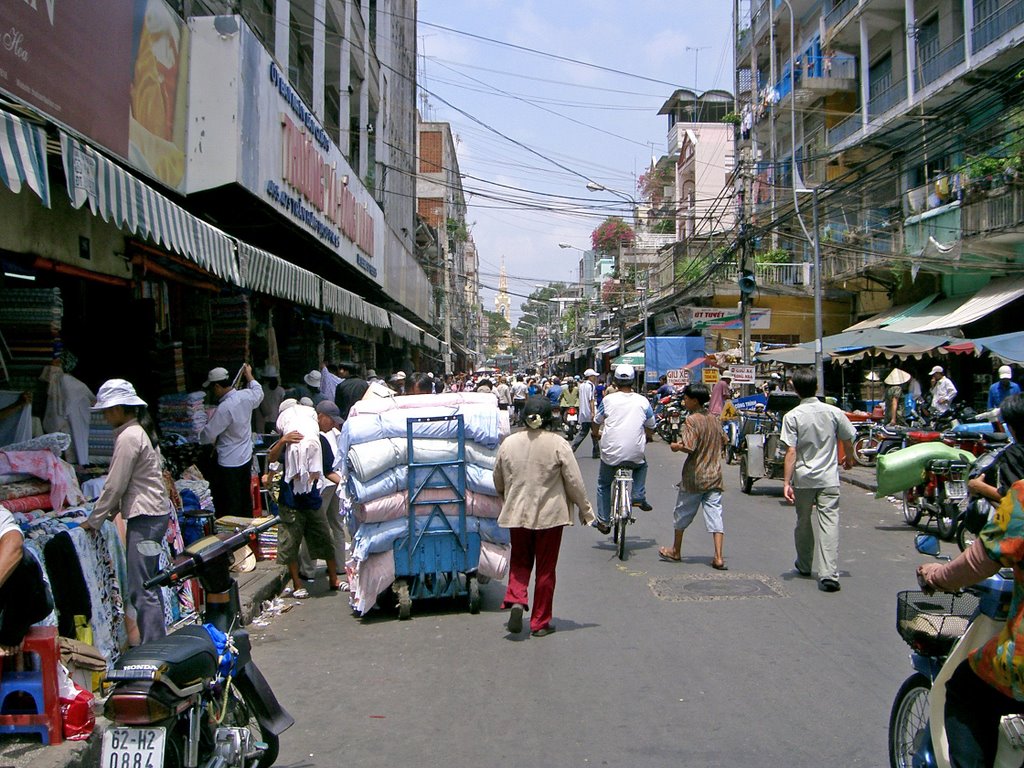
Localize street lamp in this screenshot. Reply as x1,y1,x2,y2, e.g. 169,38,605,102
795,187,824,397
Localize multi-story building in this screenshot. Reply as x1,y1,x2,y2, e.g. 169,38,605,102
734,0,1024,352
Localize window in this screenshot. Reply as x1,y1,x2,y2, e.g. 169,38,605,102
869,53,892,98
917,15,939,65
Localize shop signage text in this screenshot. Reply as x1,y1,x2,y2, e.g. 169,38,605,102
730,364,755,384
269,63,329,151
279,113,375,259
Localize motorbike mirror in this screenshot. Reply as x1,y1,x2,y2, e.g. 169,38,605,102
915,533,942,557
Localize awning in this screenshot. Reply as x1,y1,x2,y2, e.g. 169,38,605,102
598,338,621,355
239,243,320,308
60,132,239,285
973,332,1024,365
887,278,1024,333
613,352,644,366
755,329,954,364
322,280,365,320
360,300,391,329
422,333,441,352
844,294,938,332
0,108,50,207
389,312,421,345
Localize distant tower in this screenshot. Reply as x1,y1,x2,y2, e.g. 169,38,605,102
495,258,513,352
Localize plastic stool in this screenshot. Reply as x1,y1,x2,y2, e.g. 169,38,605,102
0,626,63,745
250,474,262,517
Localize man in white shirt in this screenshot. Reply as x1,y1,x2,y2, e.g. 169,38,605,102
200,364,263,518
928,365,958,417
510,375,529,425
494,376,512,412
572,368,600,458
319,363,343,401
592,365,656,534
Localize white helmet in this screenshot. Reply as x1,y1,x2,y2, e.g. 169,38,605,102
613,364,635,383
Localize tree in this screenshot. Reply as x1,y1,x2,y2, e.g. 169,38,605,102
482,309,510,357
591,217,635,255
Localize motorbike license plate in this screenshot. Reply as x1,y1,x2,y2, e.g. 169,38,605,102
945,480,968,499
566,414,577,423
670,416,679,425
101,727,165,768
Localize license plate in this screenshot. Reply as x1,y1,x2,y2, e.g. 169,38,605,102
566,415,577,422
101,727,165,768
945,480,967,499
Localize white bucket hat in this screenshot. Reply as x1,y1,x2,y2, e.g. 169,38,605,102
304,370,322,388
262,365,279,378
92,379,147,410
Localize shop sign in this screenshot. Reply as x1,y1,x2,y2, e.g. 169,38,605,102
665,368,689,387
653,310,681,335
730,365,755,384
0,0,190,191
703,368,720,384
690,308,771,330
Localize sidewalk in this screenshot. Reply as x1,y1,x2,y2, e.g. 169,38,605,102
842,463,879,495
0,560,288,768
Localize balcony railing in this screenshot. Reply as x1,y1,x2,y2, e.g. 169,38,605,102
868,76,907,118
973,0,1024,52
752,0,770,36
825,0,859,30
920,36,965,87
962,184,1024,237
827,110,861,145
718,262,811,287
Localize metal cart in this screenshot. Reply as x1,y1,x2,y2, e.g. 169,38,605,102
392,414,482,619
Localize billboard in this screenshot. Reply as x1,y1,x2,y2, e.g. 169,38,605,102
0,0,190,191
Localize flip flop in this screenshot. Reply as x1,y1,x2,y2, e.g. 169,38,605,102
711,561,728,570
293,588,310,599
658,547,682,562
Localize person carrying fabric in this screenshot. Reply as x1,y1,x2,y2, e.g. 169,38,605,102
592,364,655,535
658,383,728,569
266,416,341,599
199,364,263,518
883,368,913,427
494,396,594,637
917,479,1024,767
781,367,856,593
0,503,52,655
928,365,958,417
988,365,1021,410
572,369,601,458
81,379,170,643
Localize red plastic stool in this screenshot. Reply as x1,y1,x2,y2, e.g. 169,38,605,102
0,625,63,745
249,474,262,517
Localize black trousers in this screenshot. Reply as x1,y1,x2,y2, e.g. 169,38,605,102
945,659,1024,768
209,462,253,518
0,550,53,647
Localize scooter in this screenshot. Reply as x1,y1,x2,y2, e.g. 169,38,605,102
889,534,1020,768
656,398,684,444
561,405,579,441
102,517,293,768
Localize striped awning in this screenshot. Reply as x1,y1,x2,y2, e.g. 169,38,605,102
422,333,441,352
361,300,391,329
60,132,239,285
0,109,50,207
322,280,363,319
239,244,320,309
390,312,421,345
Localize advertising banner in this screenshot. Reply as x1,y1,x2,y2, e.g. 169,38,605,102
0,0,190,191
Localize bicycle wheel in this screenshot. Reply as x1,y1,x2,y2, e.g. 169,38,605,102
610,478,621,543
957,518,978,552
888,673,931,768
616,517,627,560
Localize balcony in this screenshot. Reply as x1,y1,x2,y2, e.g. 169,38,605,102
825,0,860,32
718,261,812,287
973,0,1024,53
904,174,962,216
868,77,907,119
752,0,771,39
827,110,862,146
962,183,1024,239
919,37,965,87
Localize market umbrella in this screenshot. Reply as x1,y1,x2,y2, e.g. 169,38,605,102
612,352,644,367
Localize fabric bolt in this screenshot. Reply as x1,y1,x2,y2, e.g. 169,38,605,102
346,437,497,483
0,479,50,501
0,448,85,511
0,433,71,456
1,494,52,513
503,526,563,633
68,524,128,666
477,541,510,581
350,515,508,562
43,530,92,637
349,551,396,615
356,489,501,524
276,405,323,495
348,391,499,417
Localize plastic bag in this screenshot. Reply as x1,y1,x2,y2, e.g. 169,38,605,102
57,662,95,740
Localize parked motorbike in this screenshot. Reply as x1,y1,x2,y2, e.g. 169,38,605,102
102,517,293,768
561,405,579,441
954,432,1012,552
723,418,740,465
656,397,684,444
889,534,1018,768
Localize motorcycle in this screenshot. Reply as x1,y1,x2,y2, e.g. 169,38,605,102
889,534,1019,768
656,397,684,444
561,405,579,441
723,418,740,465
954,432,1012,552
102,517,293,768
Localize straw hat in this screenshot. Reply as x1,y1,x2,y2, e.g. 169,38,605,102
884,368,912,386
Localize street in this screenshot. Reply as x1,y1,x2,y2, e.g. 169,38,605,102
250,440,923,768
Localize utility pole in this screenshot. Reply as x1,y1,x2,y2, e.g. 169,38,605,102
443,251,453,375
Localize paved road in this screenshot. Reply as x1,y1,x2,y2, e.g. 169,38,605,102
250,440,926,768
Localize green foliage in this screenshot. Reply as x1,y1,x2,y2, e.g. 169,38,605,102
755,248,790,265
721,112,742,125
591,216,636,255
651,217,675,235
446,217,469,243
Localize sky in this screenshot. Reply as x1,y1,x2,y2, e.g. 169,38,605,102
416,0,735,321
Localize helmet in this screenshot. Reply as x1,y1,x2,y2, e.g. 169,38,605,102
613,364,636,383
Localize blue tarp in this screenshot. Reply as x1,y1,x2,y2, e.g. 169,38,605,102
644,336,705,384
974,332,1024,365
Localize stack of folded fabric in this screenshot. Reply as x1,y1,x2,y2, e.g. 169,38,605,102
158,392,208,442
210,295,249,369
0,286,62,391
341,393,511,615
88,412,115,465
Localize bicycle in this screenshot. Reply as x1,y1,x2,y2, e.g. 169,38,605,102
610,462,639,560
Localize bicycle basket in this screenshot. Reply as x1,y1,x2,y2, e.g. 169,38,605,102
896,590,978,657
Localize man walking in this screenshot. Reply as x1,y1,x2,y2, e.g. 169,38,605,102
592,364,655,535
333,361,369,420
781,367,855,592
511,375,528,425
572,368,600,458
928,365,957,417
657,382,728,569
200,364,263,518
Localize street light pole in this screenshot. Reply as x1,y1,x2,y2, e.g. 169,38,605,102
795,187,825,396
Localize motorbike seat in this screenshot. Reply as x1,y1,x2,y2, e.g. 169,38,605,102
986,433,1011,444
114,625,218,689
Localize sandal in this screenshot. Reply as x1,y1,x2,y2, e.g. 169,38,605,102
658,547,681,562
711,560,728,571
293,588,310,599
281,586,295,597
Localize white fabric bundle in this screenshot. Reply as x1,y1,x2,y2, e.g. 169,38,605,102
275,404,323,495
346,437,497,483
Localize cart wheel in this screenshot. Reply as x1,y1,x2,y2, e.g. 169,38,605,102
468,577,481,614
739,456,754,495
396,581,412,620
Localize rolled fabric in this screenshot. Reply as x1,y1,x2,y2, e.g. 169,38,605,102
346,437,498,483
355,489,503,524
349,551,396,616
477,541,510,581
349,391,499,417
348,465,408,505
